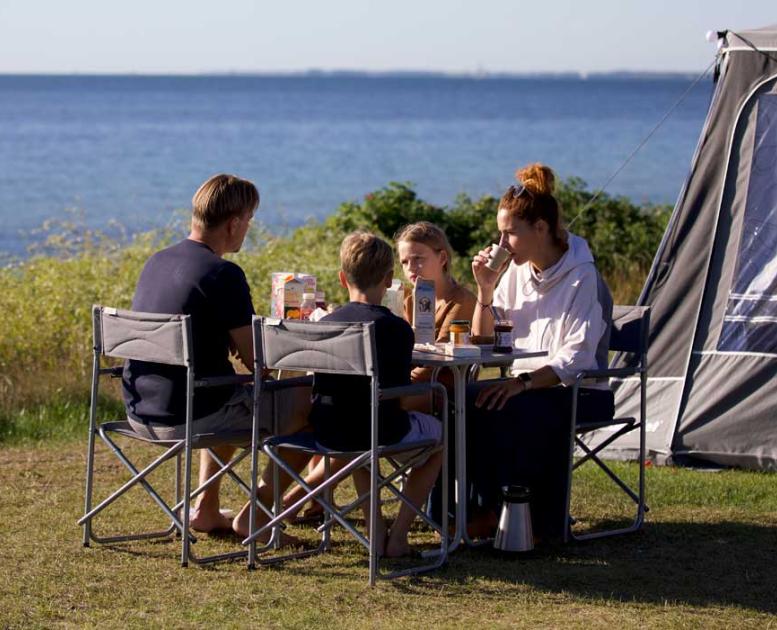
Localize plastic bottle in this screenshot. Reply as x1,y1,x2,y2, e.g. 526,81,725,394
315,291,326,310
300,292,316,321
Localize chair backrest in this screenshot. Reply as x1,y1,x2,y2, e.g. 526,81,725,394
92,305,193,367
254,317,377,377
609,305,651,359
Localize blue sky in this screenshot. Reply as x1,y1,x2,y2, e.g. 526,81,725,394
0,1,774,74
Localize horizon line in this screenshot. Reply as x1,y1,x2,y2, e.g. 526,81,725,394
0,68,704,80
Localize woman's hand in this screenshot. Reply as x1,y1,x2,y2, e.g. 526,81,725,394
471,246,502,293
474,378,525,411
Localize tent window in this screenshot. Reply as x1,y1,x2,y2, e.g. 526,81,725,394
719,94,777,353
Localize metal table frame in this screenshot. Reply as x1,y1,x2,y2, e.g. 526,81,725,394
411,346,547,552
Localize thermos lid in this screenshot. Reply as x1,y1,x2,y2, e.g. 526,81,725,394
502,485,531,503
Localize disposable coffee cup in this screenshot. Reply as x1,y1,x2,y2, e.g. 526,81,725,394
485,244,511,271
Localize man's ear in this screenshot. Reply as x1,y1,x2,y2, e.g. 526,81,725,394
338,270,348,289
384,271,393,288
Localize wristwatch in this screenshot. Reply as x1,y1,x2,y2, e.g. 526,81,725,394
517,372,533,391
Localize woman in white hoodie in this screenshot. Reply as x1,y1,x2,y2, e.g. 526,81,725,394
467,163,613,543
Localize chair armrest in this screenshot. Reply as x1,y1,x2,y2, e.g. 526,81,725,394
574,367,641,383
379,382,446,400
195,374,254,388
262,375,314,391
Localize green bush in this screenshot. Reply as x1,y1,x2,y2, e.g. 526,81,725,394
0,180,670,443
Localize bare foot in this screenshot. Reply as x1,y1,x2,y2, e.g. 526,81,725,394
232,510,301,547
188,507,234,533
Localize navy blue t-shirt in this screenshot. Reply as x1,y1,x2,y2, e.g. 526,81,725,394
122,239,254,425
310,302,413,450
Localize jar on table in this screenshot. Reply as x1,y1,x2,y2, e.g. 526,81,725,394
300,292,316,321
493,319,514,354
449,320,470,346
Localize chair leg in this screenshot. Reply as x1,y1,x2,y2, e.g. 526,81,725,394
174,452,182,533
181,442,193,567
78,433,188,543
323,456,332,550
569,442,647,542
82,424,97,547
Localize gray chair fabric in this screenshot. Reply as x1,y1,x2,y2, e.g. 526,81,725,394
245,316,449,586
258,318,375,375
97,307,191,366
609,305,650,355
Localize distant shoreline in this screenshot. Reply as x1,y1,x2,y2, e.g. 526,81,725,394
0,70,702,81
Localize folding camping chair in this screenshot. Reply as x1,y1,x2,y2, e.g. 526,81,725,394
243,317,449,585
79,305,276,566
565,305,651,542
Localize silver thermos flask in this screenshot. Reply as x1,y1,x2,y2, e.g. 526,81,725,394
493,485,533,553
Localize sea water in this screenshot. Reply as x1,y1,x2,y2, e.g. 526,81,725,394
0,74,713,257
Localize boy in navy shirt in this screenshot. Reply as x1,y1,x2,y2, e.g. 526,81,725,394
234,232,442,556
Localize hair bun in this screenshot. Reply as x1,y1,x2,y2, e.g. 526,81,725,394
516,163,555,196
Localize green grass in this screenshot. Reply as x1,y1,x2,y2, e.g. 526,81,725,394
1,440,775,628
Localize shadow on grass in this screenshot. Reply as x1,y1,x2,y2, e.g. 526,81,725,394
386,521,777,614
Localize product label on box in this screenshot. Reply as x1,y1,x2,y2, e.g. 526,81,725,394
271,272,316,320
412,278,435,345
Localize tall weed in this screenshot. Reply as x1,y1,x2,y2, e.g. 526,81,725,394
0,181,667,443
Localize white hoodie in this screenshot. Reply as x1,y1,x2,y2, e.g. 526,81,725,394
493,232,612,389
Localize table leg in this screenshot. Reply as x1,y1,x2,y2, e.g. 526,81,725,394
447,364,467,553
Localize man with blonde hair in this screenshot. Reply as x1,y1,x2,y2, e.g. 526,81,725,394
122,173,261,533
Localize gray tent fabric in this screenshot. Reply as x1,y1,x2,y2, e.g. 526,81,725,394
589,25,777,471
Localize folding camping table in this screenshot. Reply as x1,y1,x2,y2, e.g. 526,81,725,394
411,345,547,552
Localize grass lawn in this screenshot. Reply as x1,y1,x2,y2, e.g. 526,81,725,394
1,440,776,629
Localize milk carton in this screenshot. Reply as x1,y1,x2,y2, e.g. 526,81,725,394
412,278,435,345
271,272,317,319
382,279,405,318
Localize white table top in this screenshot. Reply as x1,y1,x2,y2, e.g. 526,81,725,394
411,345,547,368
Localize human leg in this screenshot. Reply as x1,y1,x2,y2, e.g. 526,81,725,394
385,450,443,557
232,447,311,541
351,466,388,556
190,445,238,532
467,384,614,542
282,455,346,520
385,411,443,556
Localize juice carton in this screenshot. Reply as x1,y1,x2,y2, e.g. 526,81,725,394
271,272,317,319
412,278,435,345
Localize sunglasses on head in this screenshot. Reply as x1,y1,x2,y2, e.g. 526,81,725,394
510,183,534,200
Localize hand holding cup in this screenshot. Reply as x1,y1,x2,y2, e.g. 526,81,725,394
485,243,511,271
472,243,510,290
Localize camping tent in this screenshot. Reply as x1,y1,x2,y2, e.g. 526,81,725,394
592,25,777,471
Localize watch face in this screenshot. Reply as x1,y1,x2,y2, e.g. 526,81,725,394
519,373,531,383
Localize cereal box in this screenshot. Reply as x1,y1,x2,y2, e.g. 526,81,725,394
271,272,316,319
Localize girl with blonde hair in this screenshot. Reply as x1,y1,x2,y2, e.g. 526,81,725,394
395,221,476,383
